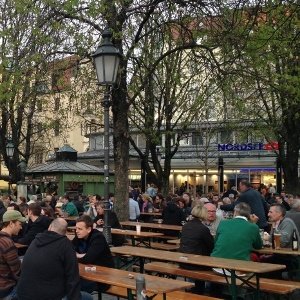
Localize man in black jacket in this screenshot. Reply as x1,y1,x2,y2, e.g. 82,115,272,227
17,218,91,300
17,203,51,246
72,215,114,293
220,180,268,229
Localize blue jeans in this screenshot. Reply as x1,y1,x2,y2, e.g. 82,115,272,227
62,291,93,300
0,286,17,300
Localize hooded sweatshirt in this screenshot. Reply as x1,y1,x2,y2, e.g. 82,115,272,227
17,231,81,300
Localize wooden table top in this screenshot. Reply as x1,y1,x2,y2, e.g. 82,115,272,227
121,221,182,231
110,228,164,238
167,239,180,244
79,264,193,294
15,243,28,249
255,247,300,256
63,216,79,221
140,212,162,216
67,228,163,238
111,246,285,274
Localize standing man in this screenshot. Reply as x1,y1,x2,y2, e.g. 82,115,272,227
17,218,91,300
220,180,268,229
0,210,26,299
72,215,114,293
212,202,262,261
129,192,140,221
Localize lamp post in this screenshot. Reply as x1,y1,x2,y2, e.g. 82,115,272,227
6,139,14,195
92,27,122,244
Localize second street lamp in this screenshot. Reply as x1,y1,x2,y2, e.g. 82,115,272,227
6,139,14,195
92,28,122,244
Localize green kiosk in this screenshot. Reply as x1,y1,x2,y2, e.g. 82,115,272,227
25,145,114,197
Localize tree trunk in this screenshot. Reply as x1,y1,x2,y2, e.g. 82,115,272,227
280,142,300,194
112,63,129,222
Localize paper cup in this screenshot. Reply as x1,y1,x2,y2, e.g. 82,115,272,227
136,224,141,234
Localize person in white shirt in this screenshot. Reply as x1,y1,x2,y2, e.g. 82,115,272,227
128,193,140,221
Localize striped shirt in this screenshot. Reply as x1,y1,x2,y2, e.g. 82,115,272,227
0,232,20,293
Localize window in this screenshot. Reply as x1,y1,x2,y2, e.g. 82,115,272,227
54,120,60,136
35,152,44,164
54,98,60,110
36,100,43,112
192,132,203,145
179,135,189,146
35,81,49,94
37,123,43,137
220,130,233,143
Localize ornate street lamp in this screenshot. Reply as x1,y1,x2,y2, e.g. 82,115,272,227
6,139,14,195
92,28,122,244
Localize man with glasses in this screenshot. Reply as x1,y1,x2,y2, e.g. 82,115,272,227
203,203,222,235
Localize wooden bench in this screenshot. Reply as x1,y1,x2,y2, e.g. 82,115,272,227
143,242,179,251
103,285,222,300
125,238,179,250
144,262,299,296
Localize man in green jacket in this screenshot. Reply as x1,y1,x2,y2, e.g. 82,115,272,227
211,202,262,260
60,195,79,217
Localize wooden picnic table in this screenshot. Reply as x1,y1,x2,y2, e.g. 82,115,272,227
140,211,162,217
121,221,182,232
15,243,28,249
67,228,163,247
111,245,285,300
78,263,193,300
255,247,300,256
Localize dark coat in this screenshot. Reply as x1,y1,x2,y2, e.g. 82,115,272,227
162,201,186,236
72,229,114,268
17,231,81,300
180,218,214,256
221,188,268,229
94,211,125,246
17,215,51,245
179,218,214,270
0,201,6,222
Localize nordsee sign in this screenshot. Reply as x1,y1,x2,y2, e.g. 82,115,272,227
218,142,264,151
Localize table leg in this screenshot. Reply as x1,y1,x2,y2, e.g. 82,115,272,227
127,288,134,300
131,236,136,246
139,257,144,273
229,270,237,300
254,274,260,300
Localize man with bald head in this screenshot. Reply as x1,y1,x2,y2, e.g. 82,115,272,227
17,218,91,300
203,203,222,235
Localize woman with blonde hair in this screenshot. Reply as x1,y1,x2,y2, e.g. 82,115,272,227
179,204,214,294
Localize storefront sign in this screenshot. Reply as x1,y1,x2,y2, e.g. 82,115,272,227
218,142,278,151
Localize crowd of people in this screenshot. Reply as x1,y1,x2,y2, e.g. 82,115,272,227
0,179,300,299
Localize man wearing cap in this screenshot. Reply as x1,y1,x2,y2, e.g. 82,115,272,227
0,210,26,299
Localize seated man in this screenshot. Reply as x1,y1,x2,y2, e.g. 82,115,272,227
94,201,125,246
0,210,26,299
72,215,114,293
84,194,100,220
203,202,222,235
59,195,79,217
17,203,51,247
211,202,262,260
17,218,91,300
261,203,299,278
